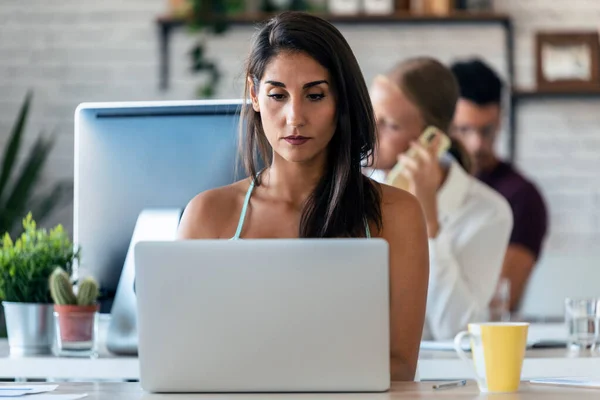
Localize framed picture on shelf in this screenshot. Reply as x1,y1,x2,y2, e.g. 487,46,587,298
536,31,600,91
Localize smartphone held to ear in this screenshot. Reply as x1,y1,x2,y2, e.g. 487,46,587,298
385,126,451,191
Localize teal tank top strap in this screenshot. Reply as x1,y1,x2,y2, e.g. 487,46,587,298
232,175,371,240
231,179,255,240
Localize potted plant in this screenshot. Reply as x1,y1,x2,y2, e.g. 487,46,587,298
0,213,80,356
50,267,99,355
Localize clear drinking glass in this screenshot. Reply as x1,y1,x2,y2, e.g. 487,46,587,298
489,278,511,322
565,298,600,351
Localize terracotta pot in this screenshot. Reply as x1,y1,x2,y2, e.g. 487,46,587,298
54,304,99,343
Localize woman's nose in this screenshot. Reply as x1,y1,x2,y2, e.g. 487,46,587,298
286,97,306,127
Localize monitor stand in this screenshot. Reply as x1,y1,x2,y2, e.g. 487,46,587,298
106,208,182,356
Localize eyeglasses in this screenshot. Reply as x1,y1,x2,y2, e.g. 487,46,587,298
451,124,498,140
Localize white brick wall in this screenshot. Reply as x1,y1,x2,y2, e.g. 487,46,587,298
492,0,600,254
1,0,599,255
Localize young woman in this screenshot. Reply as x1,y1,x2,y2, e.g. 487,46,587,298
367,57,513,340
177,12,429,381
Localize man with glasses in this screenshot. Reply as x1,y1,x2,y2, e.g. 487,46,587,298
450,58,548,314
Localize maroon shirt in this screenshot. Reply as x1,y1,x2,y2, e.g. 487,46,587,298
477,161,548,260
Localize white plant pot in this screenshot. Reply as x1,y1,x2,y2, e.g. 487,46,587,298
2,302,54,356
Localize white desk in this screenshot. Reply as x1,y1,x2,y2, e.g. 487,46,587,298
0,339,138,380
15,381,600,399
0,323,596,381
2,341,599,382
419,348,600,381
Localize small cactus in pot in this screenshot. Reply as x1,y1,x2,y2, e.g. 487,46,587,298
50,267,100,353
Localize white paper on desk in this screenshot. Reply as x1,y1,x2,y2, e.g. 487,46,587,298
0,385,58,397
420,340,469,351
530,377,600,389
24,395,87,400
0,396,85,400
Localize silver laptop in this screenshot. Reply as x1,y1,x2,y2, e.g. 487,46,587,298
134,239,390,393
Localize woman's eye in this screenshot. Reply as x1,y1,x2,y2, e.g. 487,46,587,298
307,93,325,101
379,120,400,132
267,93,286,101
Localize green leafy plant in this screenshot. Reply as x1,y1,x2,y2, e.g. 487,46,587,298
50,267,99,306
0,91,73,237
0,213,80,303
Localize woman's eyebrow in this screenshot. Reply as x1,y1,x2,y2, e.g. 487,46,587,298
264,80,329,89
303,80,328,88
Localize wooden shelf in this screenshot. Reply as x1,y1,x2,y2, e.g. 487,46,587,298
156,11,510,28
513,86,600,99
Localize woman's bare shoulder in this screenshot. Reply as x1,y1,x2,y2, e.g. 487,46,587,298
377,184,426,237
177,179,251,239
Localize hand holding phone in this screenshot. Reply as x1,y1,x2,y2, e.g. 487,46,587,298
385,126,451,191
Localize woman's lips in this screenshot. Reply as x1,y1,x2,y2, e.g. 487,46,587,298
284,136,310,145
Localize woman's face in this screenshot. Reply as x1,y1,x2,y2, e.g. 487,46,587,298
250,51,337,166
370,77,424,171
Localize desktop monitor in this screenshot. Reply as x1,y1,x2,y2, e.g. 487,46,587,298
74,99,244,312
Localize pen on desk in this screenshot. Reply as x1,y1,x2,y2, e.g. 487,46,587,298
432,380,467,390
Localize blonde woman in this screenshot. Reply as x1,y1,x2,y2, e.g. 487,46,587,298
367,58,513,340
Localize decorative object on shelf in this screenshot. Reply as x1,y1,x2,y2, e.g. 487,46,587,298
50,267,100,357
428,0,454,15
0,91,72,238
454,0,465,9
0,213,80,356
328,0,361,15
364,0,394,15
455,0,492,11
410,0,425,13
411,0,454,15
395,0,410,12
536,31,600,91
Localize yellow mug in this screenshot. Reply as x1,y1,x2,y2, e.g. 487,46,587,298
453,322,529,393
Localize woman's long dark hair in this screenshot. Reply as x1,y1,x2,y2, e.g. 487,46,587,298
241,11,382,238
